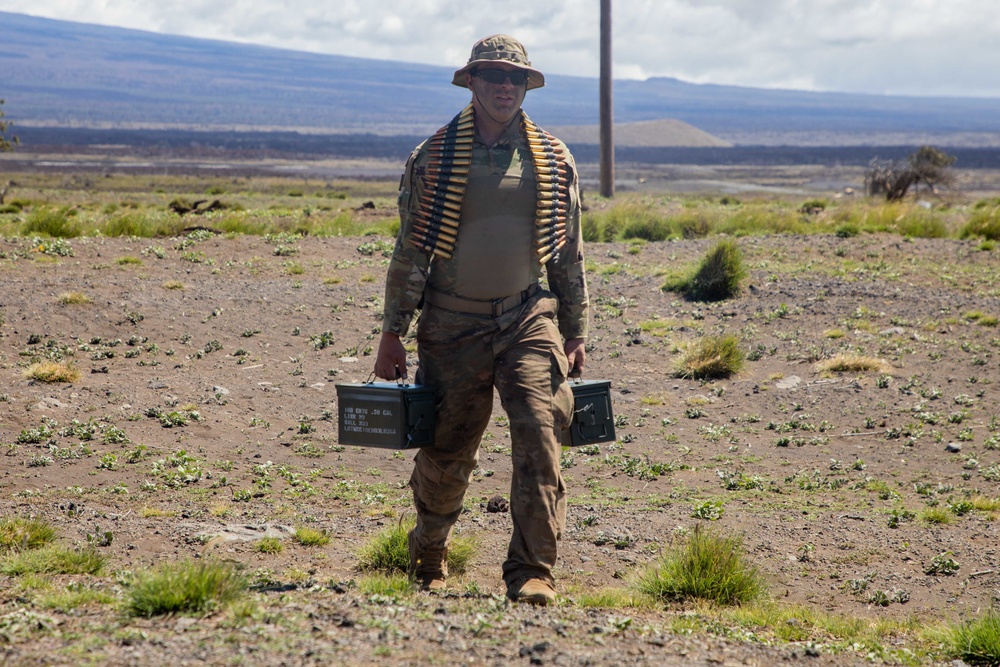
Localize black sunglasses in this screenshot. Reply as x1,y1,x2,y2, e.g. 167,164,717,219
474,68,529,86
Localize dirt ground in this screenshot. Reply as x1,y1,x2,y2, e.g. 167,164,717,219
1,223,999,665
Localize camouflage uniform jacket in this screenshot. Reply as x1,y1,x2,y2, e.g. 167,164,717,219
382,110,589,342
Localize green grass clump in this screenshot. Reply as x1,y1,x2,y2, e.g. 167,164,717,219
0,517,57,553
574,587,653,609
962,202,1000,241
800,199,827,213
356,519,476,576
835,224,860,238
39,585,116,612
99,212,185,237
254,537,283,554
294,526,331,547
635,527,766,606
356,573,414,597
683,239,747,302
127,559,247,617
920,507,954,525
895,211,949,238
22,207,81,238
674,335,744,379
582,203,677,242
1,545,106,575
948,611,1000,666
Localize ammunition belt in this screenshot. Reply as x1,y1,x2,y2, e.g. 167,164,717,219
408,106,571,265
425,283,539,318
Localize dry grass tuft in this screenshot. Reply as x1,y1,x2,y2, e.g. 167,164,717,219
814,354,892,375
674,335,744,379
23,361,81,383
57,291,91,305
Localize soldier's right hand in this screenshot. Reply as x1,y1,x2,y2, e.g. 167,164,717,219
374,332,408,380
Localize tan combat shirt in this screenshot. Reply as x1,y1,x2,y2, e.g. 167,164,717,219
382,111,589,342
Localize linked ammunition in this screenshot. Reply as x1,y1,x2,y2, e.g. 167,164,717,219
413,221,457,239
536,223,567,236
425,165,469,177
417,209,461,228
420,191,463,206
412,230,456,250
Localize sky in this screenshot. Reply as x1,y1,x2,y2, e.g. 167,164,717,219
2,0,998,98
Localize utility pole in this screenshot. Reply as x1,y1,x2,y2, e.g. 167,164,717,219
599,0,614,198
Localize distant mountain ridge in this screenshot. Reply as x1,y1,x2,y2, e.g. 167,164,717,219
2,11,1000,147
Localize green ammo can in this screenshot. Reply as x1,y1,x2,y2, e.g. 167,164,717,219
335,381,436,449
569,379,616,446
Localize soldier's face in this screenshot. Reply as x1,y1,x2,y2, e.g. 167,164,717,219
467,64,527,124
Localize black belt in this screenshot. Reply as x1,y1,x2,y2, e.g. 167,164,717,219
425,284,539,318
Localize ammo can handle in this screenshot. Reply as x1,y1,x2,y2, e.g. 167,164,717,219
365,370,411,387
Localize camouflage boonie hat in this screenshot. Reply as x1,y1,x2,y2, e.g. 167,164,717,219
452,34,545,90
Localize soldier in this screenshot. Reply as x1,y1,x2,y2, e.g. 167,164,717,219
374,34,589,606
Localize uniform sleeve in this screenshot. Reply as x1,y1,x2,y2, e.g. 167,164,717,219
545,145,590,340
381,146,433,337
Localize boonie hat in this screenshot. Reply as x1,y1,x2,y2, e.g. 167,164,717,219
452,34,545,90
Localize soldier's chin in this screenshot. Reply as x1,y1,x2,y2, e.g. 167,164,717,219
491,107,519,123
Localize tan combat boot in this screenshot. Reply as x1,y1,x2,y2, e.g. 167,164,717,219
408,529,447,591
507,577,556,605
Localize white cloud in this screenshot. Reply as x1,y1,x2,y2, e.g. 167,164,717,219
1,0,997,97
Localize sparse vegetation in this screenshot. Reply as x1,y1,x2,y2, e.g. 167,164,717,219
3,167,1000,665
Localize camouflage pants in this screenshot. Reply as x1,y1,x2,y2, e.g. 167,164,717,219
411,291,573,587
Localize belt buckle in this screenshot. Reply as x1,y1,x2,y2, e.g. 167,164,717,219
491,296,507,318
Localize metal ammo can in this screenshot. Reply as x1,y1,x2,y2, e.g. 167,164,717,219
569,379,616,446
335,381,436,449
